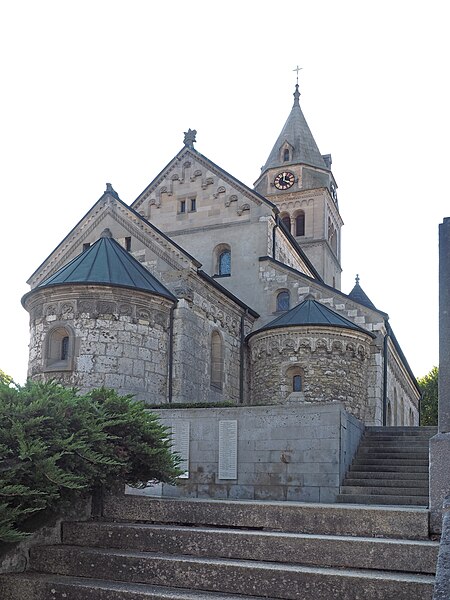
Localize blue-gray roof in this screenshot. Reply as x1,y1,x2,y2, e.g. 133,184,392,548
36,234,177,301
348,280,377,311
261,85,327,174
250,297,375,338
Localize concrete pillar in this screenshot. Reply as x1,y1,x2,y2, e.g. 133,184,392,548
430,217,450,533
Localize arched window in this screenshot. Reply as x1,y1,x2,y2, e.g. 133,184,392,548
295,211,305,236
293,374,302,392
45,326,73,371
280,214,291,233
276,290,290,312
218,250,231,276
283,149,290,162
214,244,231,277
210,331,224,390
285,366,305,398
61,336,69,360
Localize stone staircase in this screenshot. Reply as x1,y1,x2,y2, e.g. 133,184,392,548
337,426,437,506
0,494,438,600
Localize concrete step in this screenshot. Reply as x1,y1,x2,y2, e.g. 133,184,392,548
339,485,429,497
344,471,429,480
366,427,437,435
358,446,429,454
28,545,435,600
342,477,428,488
336,494,429,506
352,458,429,465
102,495,431,540
0,573,272,600
362,438,430,446
62,521,439,574
350,464,429,473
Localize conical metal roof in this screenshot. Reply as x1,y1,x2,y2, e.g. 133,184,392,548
261,85,327,174
251,297,374,338
348,276,377,311
36,232,176,301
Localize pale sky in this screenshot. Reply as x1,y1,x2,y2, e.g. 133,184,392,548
0,1,448,383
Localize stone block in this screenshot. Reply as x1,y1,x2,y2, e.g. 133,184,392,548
430,432,450,533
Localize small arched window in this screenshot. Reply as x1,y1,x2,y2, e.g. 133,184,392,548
295,211,305,236
283,149,290,162
218,250,231,276
280,214,291,233
61,336,69,360
285,366,305,398
45,326,73,371
276,290,290,312
293,374,302,392
210,331,224,390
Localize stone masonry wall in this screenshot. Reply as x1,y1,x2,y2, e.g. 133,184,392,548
248,326,373,422
23,285,174,404
167,272,255,405
134,403,364,503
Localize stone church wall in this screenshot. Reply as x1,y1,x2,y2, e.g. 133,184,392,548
23,285,174,404
248,326,373,422
386,338,420,426
168,274,255,405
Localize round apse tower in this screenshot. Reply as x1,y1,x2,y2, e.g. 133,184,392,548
22,230,177,404
247,296,375,421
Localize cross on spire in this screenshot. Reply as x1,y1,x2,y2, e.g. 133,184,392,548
293,65,302,85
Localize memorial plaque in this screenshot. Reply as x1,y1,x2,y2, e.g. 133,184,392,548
171,420,190,478
218,420,238,479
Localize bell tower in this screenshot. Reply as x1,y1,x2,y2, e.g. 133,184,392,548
254,82,343,289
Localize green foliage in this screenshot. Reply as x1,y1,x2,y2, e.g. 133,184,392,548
0,369,13,386
418,366,438,426
0,381,181,542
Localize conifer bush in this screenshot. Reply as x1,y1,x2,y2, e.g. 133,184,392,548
0,380,181,542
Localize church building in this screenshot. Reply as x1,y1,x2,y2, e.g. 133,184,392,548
21,84,421,501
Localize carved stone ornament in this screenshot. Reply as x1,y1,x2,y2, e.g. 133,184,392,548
183,129,197,148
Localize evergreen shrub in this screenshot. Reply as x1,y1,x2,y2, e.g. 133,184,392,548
0,380,181,542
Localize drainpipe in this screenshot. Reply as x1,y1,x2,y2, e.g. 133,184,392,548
382,321,391,426
168,305,175,403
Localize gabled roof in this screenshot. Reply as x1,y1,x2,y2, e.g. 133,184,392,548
261,85,327,175
30,232,176,301
132,146,278,213
27,185,201,287
249,297,375,339
348,276,377,311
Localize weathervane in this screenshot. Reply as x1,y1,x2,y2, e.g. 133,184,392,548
293,65,303,85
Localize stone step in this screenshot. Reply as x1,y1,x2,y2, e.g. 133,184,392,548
366,427,437,435
339,486,429,497
0,573,271,600
342,477,428,488
336,494,429,506
62,521,438,574
350,464,429,473
28,545,435,600
345,471,429,480
362,439,430,446
358,446,429,454
102,495,431,540
352,457,429,465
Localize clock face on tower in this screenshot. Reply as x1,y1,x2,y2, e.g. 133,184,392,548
274,171,295,190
